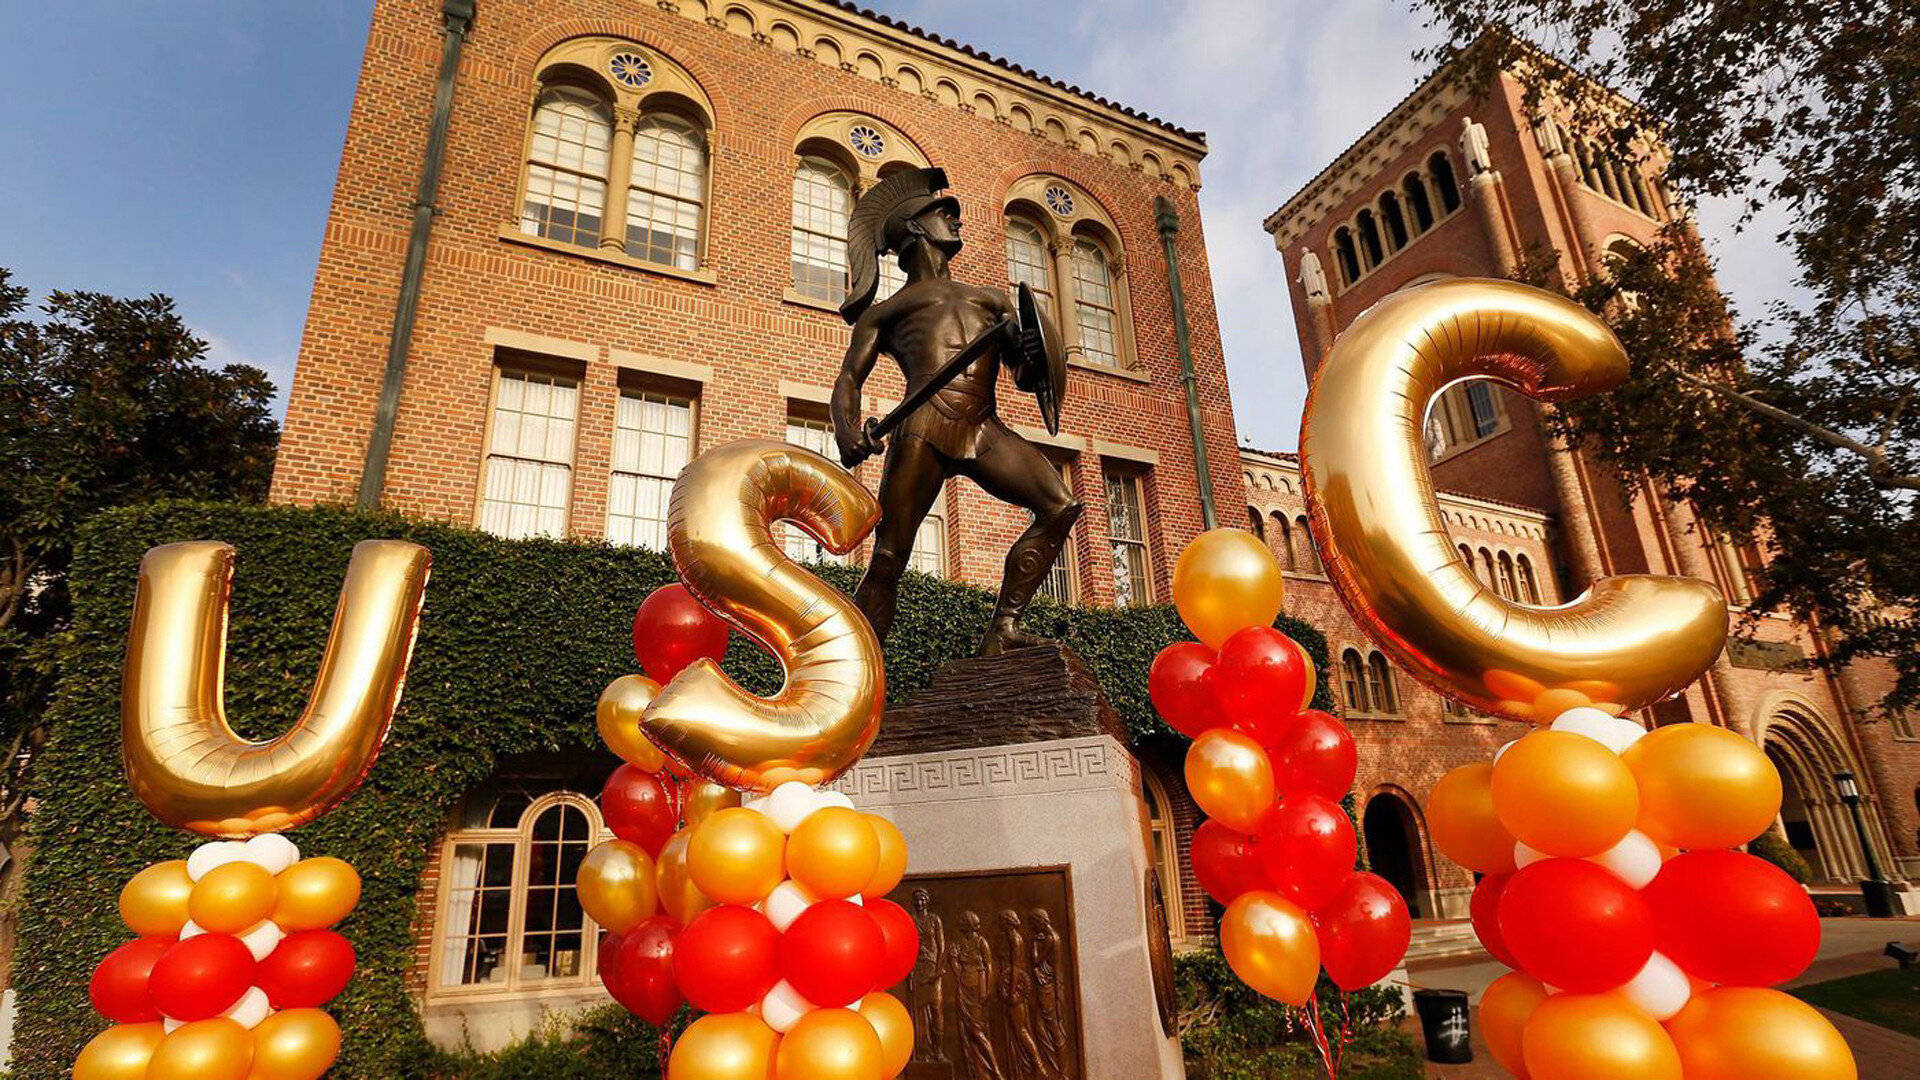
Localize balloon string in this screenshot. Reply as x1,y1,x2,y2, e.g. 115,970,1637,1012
659,1028,672,1073
1302,991,1338,1079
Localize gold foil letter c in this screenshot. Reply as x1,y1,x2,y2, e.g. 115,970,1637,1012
122,540,431,836
1301,279,1728,721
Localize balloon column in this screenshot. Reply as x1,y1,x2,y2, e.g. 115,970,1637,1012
1302,279,1857,1080
1150,528,1411,1073
80,539,431,1080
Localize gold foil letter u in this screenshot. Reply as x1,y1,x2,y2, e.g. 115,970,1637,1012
122,540,431,836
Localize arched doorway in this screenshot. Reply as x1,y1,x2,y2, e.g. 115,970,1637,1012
1362,792,1427,918
1768,743,1825,870
1759,701,1884,884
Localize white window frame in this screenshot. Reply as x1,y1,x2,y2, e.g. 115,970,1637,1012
606,388,695,550
521,87,613,248
624,113,706,270
478,367,580,540
782,417,853,565
791,156,853,303
1105,468,1152,607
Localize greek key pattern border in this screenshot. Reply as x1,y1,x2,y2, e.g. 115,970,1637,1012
830,735,1131,804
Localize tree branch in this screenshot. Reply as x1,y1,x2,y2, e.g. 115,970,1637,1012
1662,363,1920,491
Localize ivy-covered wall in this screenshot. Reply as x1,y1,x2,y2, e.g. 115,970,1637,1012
11,501,1329,1079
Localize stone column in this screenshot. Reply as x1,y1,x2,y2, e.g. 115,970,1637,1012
600,105,640,253
1542,433,1607,589
1530,116,1598,282
1049,240,1082,357
1658,495,1752,735
1469,173,1519,277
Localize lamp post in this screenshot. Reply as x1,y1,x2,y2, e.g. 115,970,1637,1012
1834,771,1897,917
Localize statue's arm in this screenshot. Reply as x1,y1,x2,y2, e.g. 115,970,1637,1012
831,313,883,466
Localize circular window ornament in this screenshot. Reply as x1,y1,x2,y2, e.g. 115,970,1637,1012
608,52,654,88
849,125,886,158
1044,184,1075,217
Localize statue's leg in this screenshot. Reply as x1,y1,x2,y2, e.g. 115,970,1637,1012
854,435,945,641
963,421,1083,656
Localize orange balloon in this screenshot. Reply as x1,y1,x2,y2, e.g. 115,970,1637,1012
1173,528,1285,649
1221,890,1320,1005
684,780,743,830
857,992,915,1077
248,1009,342,1080
598,674,669,772
120,860,194,937
578,839,658,934
271,857,361,931
1665,987,1856,1080
1623,723,1782,849
788,807,881,901
1427,763,1517,873
1481,972,1550,1078
1492,732,1638,858
73,1022,166,1080
1184,729,1276,833
861,814,908,899
189,862,279,935
776,1007,885,1080
658,827,716,923
1530,687,1593,725
668,1012,778,1080
689,808,785,905
1520,994,1681,1080
149,1018,253,1080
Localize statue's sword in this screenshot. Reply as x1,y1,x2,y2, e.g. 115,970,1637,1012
848,315,1012,465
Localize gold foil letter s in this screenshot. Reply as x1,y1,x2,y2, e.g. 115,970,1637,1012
122,540,431,836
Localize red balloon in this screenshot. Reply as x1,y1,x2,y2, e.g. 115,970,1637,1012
1190,820,1270,904
603,917,683,1026
1311,872,1412,991
1469,874,1518,968
1266,710,1356,799
673,905,780,1014
90,937,173,1023
1212,627,1311,743
780,899,885,1008
632,584,729,685
1255,793,1357,910
601,764,678,856
146,934,255,1021
1148,641,1220,738
1497,858,1652,993
865,898,920,991
256,930,355,1009
1642,850,1819,986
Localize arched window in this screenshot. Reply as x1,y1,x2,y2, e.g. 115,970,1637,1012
1070,238,1121,368
1378,192,1410,252
1496,552,1517,599
1355,210,1385,268
1458,543,1477,581
1575,142,1600,189
1295,514,1322,573
1367,652,1399,714
521,87,613,247
624,113,706,269
1402,172,1435,232
791,156,854,302
1479,547,1497,587
1141,768,1188,943
1332,227,1361,286
1629,169,1656,218
1428,151,1461,212
1342,649,1370,713
1273,512,1295,570
1004,217,1055,316
1247,507,1265,540
1516,554,1541,603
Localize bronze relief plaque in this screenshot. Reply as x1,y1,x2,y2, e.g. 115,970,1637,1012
883,867,1084,1080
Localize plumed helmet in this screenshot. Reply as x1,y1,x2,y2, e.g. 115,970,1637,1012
839,166,960,324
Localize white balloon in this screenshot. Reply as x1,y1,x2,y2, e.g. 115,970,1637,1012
1591,830,1662,889
238,920,286,962
186,840,249,881
1622,951,1690,1021
742,794,770,815
764,782,820,833
179,919,207,941
223,986,273,1030
163,1017,184,1033
815,790,856,813
1551,708,1646,754
1514,842,1548,870
763,880,817,932
759,980,816,1033
1493,739,1519,764
241,834,300,876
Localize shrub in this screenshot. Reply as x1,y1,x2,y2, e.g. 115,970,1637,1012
1177,948,1419,1080
1749,831,1815,884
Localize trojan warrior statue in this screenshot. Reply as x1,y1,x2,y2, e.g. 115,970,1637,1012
831,167,1080,656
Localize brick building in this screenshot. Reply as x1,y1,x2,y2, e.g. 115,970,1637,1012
1257,44,1920,921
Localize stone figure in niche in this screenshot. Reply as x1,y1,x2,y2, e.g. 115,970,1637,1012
907,888,948,1059
999,909,1045,1078
1298,249,1330,303
950,910,1008,1080
1461,117,1493,178
1030,907,1070,1077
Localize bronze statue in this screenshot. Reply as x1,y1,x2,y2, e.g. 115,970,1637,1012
950,910,1008,1080
908,888,949,1059
832,167,1080,656
999,909,1046,1078
1030,908,1070,1078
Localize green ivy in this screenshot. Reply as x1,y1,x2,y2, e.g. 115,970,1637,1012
12,501,1329,1079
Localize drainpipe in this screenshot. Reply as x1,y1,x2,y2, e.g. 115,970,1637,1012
357,0,476,509
1153,196,1217,529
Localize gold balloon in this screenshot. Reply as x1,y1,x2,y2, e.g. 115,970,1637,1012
1624,723,1782,849
1300,279,1728,722
271,857,361,931
122,540,430,836
1172,527,1285,649
1221,891,1320,1005
668,1011,778,1080
149,1018,253,1080
862,814,908,899
642,440,883,793
657,827,716,924
689,807,786,905
1428,762,1517,873
683,780,743,829
598,674,668,773
1665,987,1856,1080
1481,972,1549,1078
189,861,279,934
858,992,915,1077
249,1008,342,1080
776,1007,886,1080
578,839,658,934
119,860,194,937
1521,994,1681,1080
73,1022,165,1080
788,806,881,901
1184,729,1276,833
1492,731,1639,858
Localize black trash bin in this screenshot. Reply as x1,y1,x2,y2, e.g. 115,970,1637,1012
1413,988,1473,1064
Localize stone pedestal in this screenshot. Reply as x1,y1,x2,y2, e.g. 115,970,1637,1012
833,644,1184,1080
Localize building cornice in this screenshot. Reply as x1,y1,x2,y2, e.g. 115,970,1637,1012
1239,445,1552,525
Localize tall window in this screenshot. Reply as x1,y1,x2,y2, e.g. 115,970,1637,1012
1402,172,1435,232
877,252,908,302
1141,769,1187,943
909,485,946,577
1517,554,1541,603
1005,218,1054,315
1342,649,1369,713
625,114,705,269
1333,228,1361,286
1294,515,1322,573
1037,460,1078,603
1071,239,1120,368
782,418,850,564
1273,513,1295,570
1378,192,1409,251
522,88,611,247
437,791,599,992
607,390,693,549
1429,151,1461,212
1105,470,1150,606
480,369,578,539
1247,507,1265,540
1496,552,1517,599
1366,652,1399,714
1355,210,1385,268
1430,382,1505,456
791,157,853,302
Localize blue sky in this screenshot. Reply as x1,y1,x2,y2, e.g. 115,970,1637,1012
0,0,1800,452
